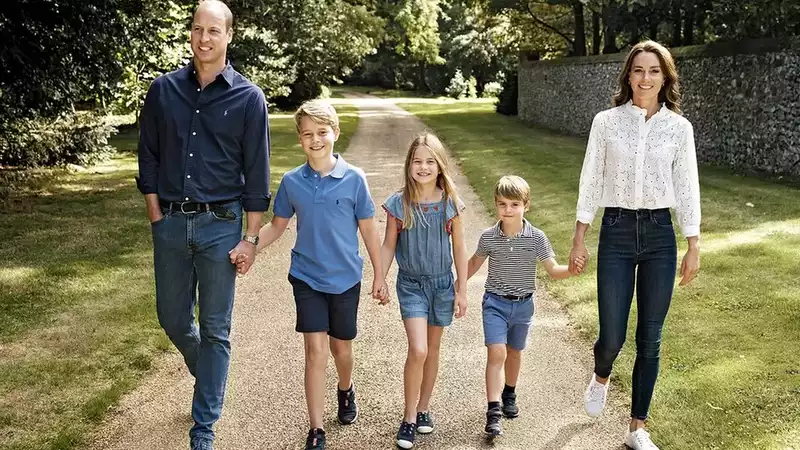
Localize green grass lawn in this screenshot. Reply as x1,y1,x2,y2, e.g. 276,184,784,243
0,105,358,450
397,100,800,450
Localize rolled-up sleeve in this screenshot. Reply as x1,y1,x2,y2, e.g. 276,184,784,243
240,87,271,212
672,121,701,237
136,79,161,195
576,112,607,225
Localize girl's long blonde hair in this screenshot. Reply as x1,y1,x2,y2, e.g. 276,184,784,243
400,133,461,230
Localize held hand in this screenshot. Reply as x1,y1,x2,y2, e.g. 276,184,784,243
228,240,257,275
679,247,700,286
454,291,467,319
569,242,590,274
372,278,389,305
569,255,587,275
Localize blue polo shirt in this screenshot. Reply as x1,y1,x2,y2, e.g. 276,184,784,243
273,154,375,294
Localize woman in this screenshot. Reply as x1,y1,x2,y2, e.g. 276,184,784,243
569,40,701,450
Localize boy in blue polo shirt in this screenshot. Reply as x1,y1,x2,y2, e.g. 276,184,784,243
247,100,387,450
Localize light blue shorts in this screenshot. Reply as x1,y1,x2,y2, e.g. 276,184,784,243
396,271,455,327
482,291,535,350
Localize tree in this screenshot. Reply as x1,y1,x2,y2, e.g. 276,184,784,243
0,0,139,123
490,0,589,56
244,0,384,107
0,0,143,166
441,0,518,93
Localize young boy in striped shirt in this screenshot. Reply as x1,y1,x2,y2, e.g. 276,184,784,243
466,175,586,438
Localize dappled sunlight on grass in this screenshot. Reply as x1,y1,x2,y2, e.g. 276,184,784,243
701,219,800,253
0,266,40,287
400,99,800,450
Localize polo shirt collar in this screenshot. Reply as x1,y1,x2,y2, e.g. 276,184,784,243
302,154,348,179
493,218,534,238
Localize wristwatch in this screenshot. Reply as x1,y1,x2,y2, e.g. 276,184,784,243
243,234,259,245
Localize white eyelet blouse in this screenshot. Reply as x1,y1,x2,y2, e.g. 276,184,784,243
576,101,701,237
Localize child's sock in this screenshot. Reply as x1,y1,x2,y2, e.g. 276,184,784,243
503,384,516,395
488,401,501,411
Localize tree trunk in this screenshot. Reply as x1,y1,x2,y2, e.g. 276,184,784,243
592,10,601,55
682,0,694,45
602,1,619,53
671,0,682,46
648,0,659,39
417,61,432,93
572,1,587,56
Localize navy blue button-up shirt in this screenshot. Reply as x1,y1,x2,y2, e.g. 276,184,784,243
136,62,271,211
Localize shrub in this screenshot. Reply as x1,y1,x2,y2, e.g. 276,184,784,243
482,81,503,98
445,69,478,99
0,113,116,168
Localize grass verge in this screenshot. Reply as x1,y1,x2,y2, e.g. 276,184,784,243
0,106,358,450
398,99,800,450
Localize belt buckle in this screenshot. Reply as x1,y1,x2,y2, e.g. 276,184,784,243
179,201,196,214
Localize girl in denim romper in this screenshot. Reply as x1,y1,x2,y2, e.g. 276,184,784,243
380,133,468,449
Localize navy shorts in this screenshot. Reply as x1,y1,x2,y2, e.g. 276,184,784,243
288,274,361,340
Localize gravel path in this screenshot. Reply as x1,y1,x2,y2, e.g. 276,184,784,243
88,94,628,450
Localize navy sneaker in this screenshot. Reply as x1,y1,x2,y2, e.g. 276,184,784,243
416,411,434,434
485,406,503,437
337,383,358,424
396,421,417,449
305,428,326,450
502,391,519,418
190,437,213,450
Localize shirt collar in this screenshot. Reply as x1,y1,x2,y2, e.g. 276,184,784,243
492,219,533,238
186,60,235,86
302,154,348,179
623,100,667,119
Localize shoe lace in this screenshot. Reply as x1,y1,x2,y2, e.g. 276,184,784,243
417,411,430,423
340,389,353,408
401,422,416,435
487,410,501,425
588,381,606,402
306,429,323,448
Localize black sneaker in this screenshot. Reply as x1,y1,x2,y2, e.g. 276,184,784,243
501,391,519,418
396,421,417,449
415,411,434,434
305,428,326,450
484,407,503,437
337,383,358,424
189,437,213,450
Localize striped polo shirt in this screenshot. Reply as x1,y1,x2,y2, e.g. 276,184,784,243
475,219,555,298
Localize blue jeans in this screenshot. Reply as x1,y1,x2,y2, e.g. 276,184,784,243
594,207,677,420
151,201,242,441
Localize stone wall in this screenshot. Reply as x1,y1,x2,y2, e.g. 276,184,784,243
518,38,800,175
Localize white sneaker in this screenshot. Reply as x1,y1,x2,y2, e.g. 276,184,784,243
625,428,660,450
583,375,609,417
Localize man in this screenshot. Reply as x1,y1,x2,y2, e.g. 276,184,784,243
136,1,270,449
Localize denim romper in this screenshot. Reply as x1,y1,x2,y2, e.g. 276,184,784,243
383,192,462,326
